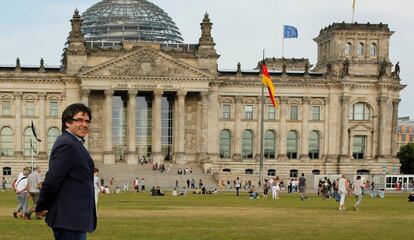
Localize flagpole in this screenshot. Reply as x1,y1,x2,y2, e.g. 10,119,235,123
30,138,34,171
259,50,265,189
352,0,356,23
282,25,285,58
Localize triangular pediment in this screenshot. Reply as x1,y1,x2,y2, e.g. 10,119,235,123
79,47,214,79
349,123,373,132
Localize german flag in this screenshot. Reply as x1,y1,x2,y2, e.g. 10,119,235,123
261,63,278,108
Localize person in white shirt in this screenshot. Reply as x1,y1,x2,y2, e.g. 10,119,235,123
26,166,42,219
13,167,30,219
94,168,100,206
337,174,350,211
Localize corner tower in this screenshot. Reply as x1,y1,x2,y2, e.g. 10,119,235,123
313,22,394,77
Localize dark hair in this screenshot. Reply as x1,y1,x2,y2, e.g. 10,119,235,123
61,103,92,131
356,175,361,180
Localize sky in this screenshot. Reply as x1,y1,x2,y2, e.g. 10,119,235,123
0,0,413,117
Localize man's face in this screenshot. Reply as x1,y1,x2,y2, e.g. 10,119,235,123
66,111,90,138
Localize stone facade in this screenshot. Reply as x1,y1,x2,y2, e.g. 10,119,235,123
0,11,405,183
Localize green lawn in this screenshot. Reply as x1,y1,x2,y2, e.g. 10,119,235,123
1,190,413,240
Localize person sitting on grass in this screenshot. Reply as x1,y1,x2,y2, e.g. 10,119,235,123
156,186,164,196
151,186,157,196
248,185,259,199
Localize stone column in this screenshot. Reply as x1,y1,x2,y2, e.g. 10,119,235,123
300,97,311,161
339,95,350,161
80,90,90,150
14,91,23,156
377,96,390,160
199,91,209,162
278,97,288,161
233,95,243,161
38,93,47,158
103,90,114,164
255,96,263,162
127,90,138,165
207,84,219,162
175,90,187,164
391,99,400,157
81,89,90,106
152,90,163,164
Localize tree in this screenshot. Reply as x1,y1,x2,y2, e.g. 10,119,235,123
397,143,414,174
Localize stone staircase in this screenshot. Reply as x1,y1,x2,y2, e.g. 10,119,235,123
95,162,217,190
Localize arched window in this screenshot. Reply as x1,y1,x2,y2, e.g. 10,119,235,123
369,43,377,56
219,130,232,158
287,131,298,159
0,127,13,156
264,130,275,159
242,130,253,159
344,42,352,55
267,169,276,176
47,127,60,156
309,131,320,159
24,127,38,156
349,102,370,120
357,43,364,55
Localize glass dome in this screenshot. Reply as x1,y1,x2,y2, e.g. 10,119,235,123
81,0,183,44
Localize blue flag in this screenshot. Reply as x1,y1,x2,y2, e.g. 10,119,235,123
283,25,298,38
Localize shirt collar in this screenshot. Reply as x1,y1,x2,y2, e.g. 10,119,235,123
66,130,85,144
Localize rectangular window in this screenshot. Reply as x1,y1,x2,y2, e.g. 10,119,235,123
26,101,35,116
1,101,11,115
244,105,253,120
312,106,320,120
409,135,414,142
223,104,230,119
401,134,406,141
352,136,366,159
398,127,402,133
405,127,410,133
268,105,276,120
49,101,58,117
290,106,298,120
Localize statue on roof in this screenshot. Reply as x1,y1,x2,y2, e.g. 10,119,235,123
393,62,400,77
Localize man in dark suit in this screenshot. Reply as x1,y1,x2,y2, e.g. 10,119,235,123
36,103,96,240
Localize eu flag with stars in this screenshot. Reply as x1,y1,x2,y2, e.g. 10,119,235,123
283,25,298,38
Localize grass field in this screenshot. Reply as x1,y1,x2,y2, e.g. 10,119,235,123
0,190,413,240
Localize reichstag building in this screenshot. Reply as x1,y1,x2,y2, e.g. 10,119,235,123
0,0,404,181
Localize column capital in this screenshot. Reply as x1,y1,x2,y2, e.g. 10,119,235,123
177,90,187,98
235,95,243,103
81,89,90,97
200,91,208,100
128,89,138,97
153,89,163,98
392,98,401,105
280,96,289,104
303,97,312,104
14,91,23,98
104,89,114,96
340,95,350,103
377,96,389,104
38,92,47,99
